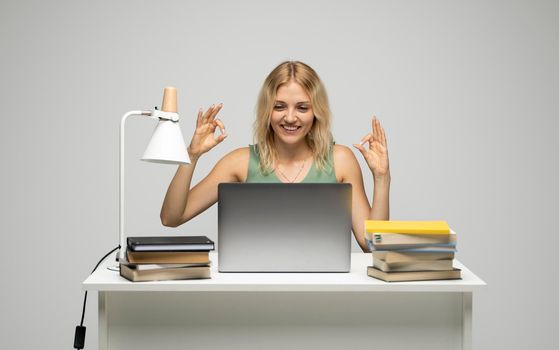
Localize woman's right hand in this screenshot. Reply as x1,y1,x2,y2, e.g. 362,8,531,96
187,103,227,160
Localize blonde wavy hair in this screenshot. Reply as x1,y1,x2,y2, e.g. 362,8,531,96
253,61,333,174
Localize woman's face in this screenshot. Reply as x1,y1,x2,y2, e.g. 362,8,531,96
270,80,314,146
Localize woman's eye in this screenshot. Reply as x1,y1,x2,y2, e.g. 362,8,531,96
274,105,285,110
298,107,309,112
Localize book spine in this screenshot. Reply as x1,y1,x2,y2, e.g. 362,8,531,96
364,220,451,234
366,233,455,245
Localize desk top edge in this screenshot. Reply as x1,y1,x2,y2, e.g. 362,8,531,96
82,253,486,292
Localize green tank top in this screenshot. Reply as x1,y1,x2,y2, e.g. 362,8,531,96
246,144,337,183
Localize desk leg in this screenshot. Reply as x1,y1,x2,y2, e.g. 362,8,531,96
99,291,108,350
462,292,472,350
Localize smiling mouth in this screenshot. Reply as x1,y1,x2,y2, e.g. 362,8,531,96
281,125,301,132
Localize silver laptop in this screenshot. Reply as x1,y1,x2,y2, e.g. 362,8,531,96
218,183,352,272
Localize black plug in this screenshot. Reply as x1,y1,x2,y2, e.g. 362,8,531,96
74,325,86,349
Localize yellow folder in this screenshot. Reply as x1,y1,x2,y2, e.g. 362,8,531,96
364,220,450,234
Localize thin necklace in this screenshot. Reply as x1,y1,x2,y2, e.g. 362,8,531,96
275,158,307,183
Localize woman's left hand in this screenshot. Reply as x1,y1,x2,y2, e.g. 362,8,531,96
353,116,390,178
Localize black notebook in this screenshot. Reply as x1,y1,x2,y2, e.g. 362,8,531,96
127,236,215,252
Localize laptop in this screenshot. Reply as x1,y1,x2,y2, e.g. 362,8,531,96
218,183,352,272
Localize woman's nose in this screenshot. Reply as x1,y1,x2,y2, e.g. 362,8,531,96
284,109,297,123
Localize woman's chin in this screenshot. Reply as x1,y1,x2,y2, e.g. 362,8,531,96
275,134,306,145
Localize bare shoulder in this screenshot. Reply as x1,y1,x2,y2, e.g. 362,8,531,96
217,147,249,182
333,144,362,182
333,144,359,167
222,147,250,162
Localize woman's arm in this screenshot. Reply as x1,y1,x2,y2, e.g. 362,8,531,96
370,174,390,221
354,117,390,221
334,145,380,252
335,117,391,252
160,147,248,227
160,156,199,227
160,103,248,227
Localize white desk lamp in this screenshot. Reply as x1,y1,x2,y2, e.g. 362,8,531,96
117,87,190,262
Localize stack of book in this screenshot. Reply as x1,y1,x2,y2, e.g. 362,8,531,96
365,220,461,282
119,236,214,282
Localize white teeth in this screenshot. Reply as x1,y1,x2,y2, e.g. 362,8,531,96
283,125,299,131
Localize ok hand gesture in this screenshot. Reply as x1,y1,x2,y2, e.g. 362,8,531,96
187,104,227,160
353,117,390,179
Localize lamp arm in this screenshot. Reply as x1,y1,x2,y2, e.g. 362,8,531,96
119,110,152,261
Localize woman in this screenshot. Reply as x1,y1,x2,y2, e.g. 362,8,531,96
160,61,390,252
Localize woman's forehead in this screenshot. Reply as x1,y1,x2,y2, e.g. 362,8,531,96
276,81,310,102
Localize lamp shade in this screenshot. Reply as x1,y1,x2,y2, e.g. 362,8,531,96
141,119,190,164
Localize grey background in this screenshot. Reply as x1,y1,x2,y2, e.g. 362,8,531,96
1,0,557,349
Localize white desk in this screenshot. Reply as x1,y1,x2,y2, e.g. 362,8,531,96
83,253,485,350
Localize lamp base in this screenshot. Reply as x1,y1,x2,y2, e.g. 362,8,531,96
107,248,121,271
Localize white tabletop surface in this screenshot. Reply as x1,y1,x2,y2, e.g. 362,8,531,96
83,253,485,292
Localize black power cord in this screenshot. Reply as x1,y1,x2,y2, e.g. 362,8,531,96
74,245,120,349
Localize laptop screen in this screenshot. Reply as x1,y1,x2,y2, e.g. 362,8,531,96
218,183,352,272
